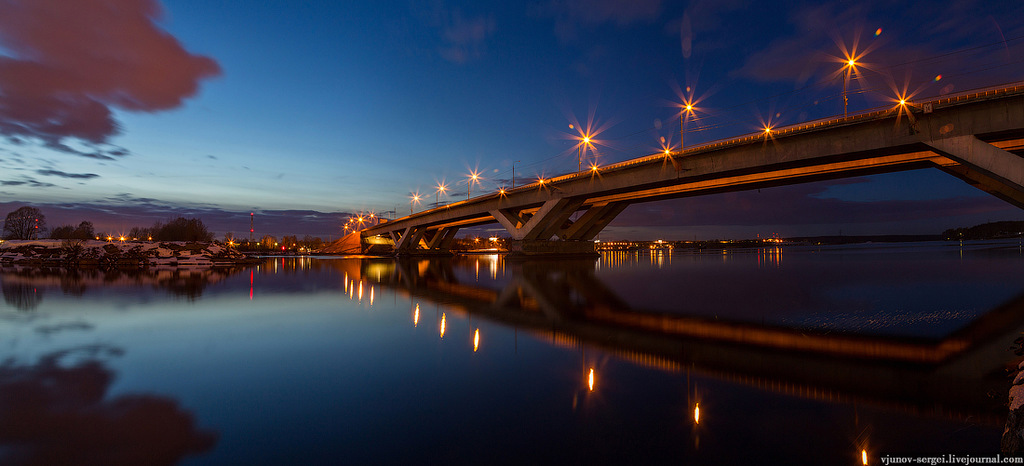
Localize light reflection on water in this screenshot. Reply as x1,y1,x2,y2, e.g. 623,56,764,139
0,241,1020,464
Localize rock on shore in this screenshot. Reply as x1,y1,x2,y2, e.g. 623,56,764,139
0,239,252,268
1004,360,1024,452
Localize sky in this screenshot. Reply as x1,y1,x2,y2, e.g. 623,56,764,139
1,0,1023,240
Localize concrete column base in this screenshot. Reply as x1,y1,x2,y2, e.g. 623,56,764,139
506,240,598,257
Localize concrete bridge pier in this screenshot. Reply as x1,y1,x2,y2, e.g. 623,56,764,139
506,239,597,256
491,198,626,256
391,225,459,256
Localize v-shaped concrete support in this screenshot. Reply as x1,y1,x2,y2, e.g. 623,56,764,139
925,135,1024,208
561,202,628,241
489,198,621,241
424,227,459,250
393,226,429,253
490,198,578,240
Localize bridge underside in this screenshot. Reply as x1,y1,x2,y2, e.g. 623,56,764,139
362,90,1024,256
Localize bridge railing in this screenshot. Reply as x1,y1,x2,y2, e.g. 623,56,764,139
501,82,1024,193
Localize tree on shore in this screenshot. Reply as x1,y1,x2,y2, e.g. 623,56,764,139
50,221,96,240
123,218,213,242
129,226,153,240
152,217,214,242
3,207,47,240
301,235,323,251
942,221,1024,240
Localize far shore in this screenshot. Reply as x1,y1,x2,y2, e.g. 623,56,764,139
0,239,260,268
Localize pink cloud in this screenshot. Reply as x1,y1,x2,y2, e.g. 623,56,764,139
0,0,220,152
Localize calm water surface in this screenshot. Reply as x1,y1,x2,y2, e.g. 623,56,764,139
1,241,1022,465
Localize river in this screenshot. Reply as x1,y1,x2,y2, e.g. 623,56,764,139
1,240,1021,464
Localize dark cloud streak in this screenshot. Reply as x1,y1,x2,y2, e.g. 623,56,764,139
0,177,57,188
36,169,99,179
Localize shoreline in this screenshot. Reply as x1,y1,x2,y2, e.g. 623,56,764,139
0,239,260,269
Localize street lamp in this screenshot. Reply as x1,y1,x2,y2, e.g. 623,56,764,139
410,193,421,214
843,58,856,117
892,89,920,134
467,170,481,199
578,135,591,172
435,182,448,207
680,101,695,150
512,160,520,189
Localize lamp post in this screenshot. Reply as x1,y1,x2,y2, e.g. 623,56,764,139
436,182,447,207
578,136,590,172
843,58,856,117
467,171,480,199
410,193,421,214
512,160,520,189
680,102,694,150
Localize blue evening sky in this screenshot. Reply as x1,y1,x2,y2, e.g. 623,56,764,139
1,0,1023,239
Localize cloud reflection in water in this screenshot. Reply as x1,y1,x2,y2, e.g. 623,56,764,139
0,345,217,465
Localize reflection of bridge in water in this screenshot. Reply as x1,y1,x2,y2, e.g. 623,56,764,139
353,256,1021,426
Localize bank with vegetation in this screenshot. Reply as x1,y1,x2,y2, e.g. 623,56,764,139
0,239,258,268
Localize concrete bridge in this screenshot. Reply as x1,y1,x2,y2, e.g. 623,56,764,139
362,84,1024,255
